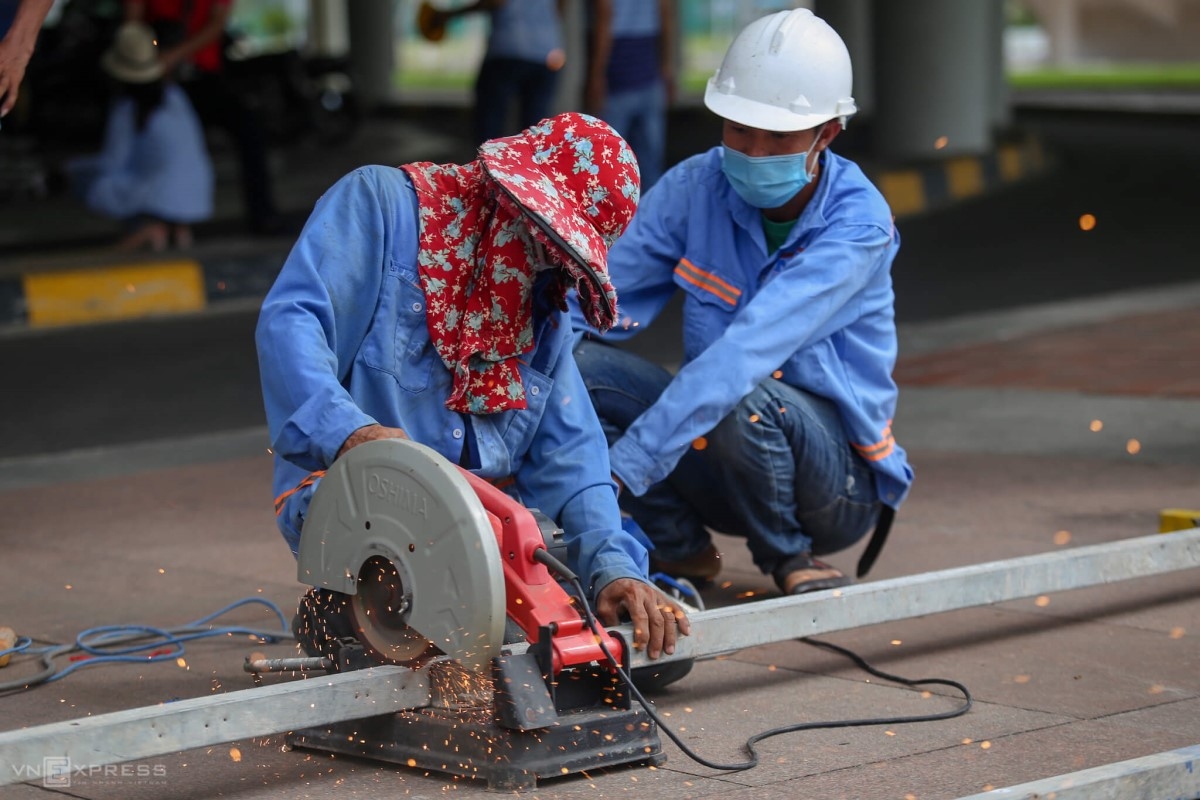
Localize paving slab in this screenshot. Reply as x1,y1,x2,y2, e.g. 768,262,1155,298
3,384,1200,798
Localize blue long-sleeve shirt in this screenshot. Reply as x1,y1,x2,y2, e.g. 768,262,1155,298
256,165,649,598
65,84,213,223
569,146,914,508
485,0,562,63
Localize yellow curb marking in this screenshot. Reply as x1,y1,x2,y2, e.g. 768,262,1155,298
997,144,1025,182
23,260,206,328
946,157,985,199
878,170,927,218
1160,509,1200,533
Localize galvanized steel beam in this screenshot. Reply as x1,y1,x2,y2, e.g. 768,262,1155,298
955,743,1200,800
2,528,1197,788
619,528,1200,669
0,665,429,787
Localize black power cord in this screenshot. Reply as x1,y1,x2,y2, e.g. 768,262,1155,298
530,547,973,774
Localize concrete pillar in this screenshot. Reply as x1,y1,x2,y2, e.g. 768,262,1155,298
985,0,1011,130
1038,0,1081,66
346,0,396,109
553,0,585,114
814,0,874,119
872,0,991,159
308,0,349,57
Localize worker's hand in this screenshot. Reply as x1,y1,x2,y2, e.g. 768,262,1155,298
596,578,690,660
0,38,31,117
336,424,408,460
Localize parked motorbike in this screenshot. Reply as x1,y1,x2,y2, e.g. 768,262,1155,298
223,35,360,148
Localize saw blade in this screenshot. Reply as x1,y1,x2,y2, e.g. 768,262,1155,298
297,438,507,673
348,555,440,666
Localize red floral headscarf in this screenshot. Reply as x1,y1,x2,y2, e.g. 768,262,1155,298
400,113,640,415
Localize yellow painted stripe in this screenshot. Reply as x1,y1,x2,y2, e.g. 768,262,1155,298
946,157,985,199
1159,508,1200,533
877,170,926,217
23,260,205,328
997,144,1024,182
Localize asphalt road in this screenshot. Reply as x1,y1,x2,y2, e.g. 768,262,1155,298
2,109,1197,460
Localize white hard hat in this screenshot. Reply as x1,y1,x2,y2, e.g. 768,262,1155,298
704,8,857,132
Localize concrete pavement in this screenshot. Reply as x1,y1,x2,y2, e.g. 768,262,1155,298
1,275,1197,799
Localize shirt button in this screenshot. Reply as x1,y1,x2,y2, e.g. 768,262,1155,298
530,385,540,396
411,302,422,313
452,428,463,439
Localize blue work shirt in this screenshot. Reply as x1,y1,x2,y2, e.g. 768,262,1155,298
64,84,213,223
256,165,649,598
570,146,914,509
485,0,561,64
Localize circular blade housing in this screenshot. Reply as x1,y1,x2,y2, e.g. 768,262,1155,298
297,438,506,672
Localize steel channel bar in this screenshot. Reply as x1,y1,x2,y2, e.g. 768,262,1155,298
0,665,429,787
2,529,1196,787
618,528,1200,669
954,743,1200,800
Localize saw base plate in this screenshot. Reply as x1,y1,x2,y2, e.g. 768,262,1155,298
288,705,663,791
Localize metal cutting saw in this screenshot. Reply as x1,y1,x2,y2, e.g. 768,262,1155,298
278,437,665,791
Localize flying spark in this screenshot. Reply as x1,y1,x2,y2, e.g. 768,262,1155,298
1053,530,1071,546
1126,439,1141,455
1035,596,1050,607
934,136,949,149
1079,213,1097,231
1089,419,1103,432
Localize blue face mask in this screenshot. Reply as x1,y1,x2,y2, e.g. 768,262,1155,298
721,143,817,209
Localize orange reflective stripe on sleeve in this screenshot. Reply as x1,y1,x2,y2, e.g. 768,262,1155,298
273,470,327,517
674,258,742,306
852,423,895,462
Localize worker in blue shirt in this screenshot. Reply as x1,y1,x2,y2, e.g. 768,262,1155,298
419,0,565,144
257,113,689,665
569,10,914,596
584,0,675,189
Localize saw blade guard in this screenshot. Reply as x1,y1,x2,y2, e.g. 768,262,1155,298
296,438,506,673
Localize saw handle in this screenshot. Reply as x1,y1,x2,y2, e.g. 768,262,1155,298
456,468,627,673
456,470,552,586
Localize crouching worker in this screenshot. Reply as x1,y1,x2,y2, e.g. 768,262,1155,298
256,113,690,672
569,10,914,597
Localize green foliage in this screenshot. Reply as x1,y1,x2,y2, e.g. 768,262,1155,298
1010,64,1200,89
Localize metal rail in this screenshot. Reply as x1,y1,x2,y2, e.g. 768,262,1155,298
618,528,1200,669
1,528,1197,788
0,665,429,787
955,743,1200,800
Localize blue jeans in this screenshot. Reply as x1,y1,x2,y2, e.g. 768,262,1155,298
574,340,881,575
474,57,560,143
601,81,667,190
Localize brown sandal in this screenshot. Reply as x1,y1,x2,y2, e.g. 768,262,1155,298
774,553,852,595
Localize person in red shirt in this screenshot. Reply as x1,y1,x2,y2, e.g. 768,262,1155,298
126,0,282,234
